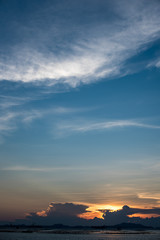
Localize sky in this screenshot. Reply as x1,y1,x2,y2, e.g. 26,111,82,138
0,0,160,226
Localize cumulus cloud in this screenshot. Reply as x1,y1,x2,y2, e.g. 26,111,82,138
14,202,160,227
17,202,93,226
0,0,160,87
101,205,160,227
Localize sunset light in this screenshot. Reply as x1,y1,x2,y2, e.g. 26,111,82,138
0,0,160,236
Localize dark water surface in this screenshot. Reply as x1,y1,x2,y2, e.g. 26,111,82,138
0,231,160,240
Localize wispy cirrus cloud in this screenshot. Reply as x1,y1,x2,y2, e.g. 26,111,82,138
0,112,18,132
0,105,91,142
0,95,32,109
147,59,160,68
0,110,42,132
0,165,96,172
138,193,160,201
56,119,160,136
0,0,160,87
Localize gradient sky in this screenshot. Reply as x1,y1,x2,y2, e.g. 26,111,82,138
0,0,160,224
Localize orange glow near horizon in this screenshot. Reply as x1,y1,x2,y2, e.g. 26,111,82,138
96,204,122,211
128,213,160,219
86,204,122,213
33,202,160,221
77,204,122,220
34,203,123,220
78,211,103,220
36,210,47,217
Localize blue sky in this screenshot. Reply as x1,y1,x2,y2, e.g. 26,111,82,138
0,0,160,223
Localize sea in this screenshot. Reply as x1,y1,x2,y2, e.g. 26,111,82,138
0,231,160,240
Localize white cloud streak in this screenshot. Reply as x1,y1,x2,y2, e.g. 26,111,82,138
0,105,91,141
0,165,98,172
148,59,160,68
0,112,18,132
0,103,160,142
0,110,42,133
138,193,160,200
0,0,160,87
57,119,160,135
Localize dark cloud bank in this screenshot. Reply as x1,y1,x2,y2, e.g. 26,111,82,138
12,202,160,227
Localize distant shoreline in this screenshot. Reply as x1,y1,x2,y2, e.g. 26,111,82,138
0,229,157,235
